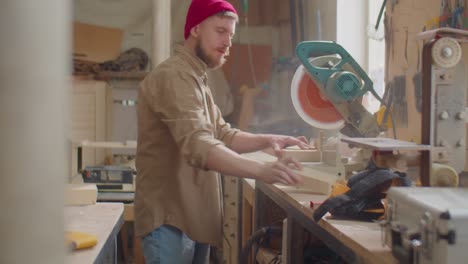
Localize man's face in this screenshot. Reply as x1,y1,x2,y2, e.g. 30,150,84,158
195,15,236,69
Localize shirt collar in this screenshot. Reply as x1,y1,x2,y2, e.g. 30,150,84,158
174,44,208,78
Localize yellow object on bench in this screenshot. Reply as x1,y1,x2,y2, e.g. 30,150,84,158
66,231,98,250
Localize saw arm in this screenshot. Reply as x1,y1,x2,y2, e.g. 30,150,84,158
291,41,382,137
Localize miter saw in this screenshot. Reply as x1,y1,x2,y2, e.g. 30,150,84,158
287,41,390,194
291,41,384,138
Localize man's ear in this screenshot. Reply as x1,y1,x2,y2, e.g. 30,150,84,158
190,25,201,38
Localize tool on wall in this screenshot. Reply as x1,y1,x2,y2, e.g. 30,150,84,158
368,0,387,41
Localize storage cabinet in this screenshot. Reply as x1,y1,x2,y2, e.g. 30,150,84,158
70,78,112,175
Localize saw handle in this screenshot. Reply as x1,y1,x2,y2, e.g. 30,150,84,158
296,41,374,98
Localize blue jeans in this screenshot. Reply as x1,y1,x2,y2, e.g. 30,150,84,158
142,225,210,264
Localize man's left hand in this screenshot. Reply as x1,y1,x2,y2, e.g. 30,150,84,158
267,135,312,158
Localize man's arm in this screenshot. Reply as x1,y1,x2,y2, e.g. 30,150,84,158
230,131,311,157
205,144,304,185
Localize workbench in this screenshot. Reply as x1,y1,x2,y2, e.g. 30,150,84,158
242,152,398,264
96,192,145,264
65,202,124,264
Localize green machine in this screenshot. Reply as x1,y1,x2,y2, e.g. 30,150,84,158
291,41,383,137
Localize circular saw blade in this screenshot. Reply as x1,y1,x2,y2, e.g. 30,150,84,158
291,63,344,130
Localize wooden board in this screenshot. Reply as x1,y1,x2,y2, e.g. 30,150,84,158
341,137,431,151
263,147,321,162
222,175,240,264
73,22,123,63
79,140,136,149
222,44,273,89
64,184,97,206
243,151,340,194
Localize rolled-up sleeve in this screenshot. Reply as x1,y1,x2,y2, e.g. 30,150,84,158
142,70,224,169
213,105,239,148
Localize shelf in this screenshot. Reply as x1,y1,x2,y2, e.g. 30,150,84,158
77,140,137,149
95,71,148,81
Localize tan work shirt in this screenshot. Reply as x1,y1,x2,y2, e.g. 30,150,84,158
135,45,239,246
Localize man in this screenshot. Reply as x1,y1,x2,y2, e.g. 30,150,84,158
135,0,310,263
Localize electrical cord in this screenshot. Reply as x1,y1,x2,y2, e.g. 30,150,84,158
269,252,282,264
375,0,387,31
370,87,398,139
239,226,282,264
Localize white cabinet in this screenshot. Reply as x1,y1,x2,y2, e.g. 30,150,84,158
70,78,111,174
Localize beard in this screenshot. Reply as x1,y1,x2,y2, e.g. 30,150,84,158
195,41,226,69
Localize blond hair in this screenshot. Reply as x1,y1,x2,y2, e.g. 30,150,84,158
216,11,239,22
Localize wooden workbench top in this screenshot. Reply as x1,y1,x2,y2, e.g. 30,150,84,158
242,150,397,264
253,181,397,264
65,202,124,264
320,218,396,264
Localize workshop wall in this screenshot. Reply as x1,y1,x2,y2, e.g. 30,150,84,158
386,0,468,181
385,0,468,143
71,0,345,140
73,0,156,148
220,0,322,136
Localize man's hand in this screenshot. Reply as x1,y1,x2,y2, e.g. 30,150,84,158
267,135,312,158
256,157,304,185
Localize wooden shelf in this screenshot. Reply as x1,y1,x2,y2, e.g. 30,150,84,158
95,71,148,81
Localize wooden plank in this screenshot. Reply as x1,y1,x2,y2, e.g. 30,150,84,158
243,151,338,194
133,237,145,264
242,197,253,264
64,184,97,206
94,83,108,164
222,175,239,264
238,86,263,130
73,22,123,63
221,44,273,89
263,146,321,162
79,140,137,149
242,179,256,264
243,179,255,206
281,218,289,264
341,137,431,151
123,203,134,222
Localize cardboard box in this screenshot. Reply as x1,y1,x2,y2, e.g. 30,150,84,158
73,22,123,63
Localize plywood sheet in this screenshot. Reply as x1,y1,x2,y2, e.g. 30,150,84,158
341,137,431,151
73,22,123,63
222,43,273,89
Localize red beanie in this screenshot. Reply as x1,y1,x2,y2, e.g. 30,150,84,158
184,0,238,39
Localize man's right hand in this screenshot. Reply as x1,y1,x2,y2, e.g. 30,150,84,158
256,157,304,185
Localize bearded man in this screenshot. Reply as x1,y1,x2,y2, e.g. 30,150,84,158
135,0,310,263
